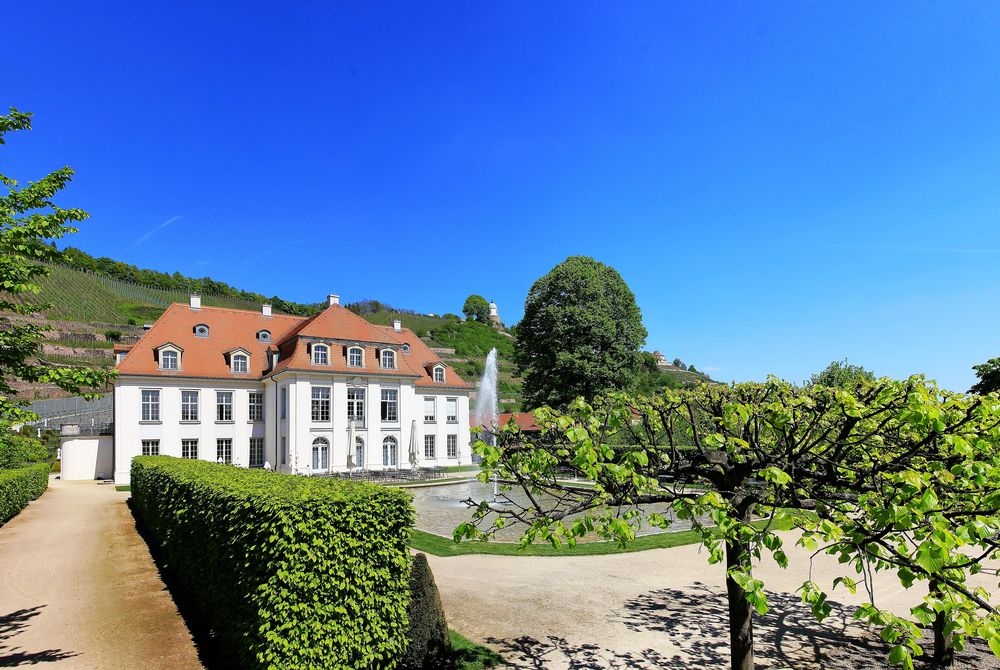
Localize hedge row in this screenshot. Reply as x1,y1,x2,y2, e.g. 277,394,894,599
0,463,50,526
130,456,415,669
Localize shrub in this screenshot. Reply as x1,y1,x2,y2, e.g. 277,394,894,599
130,457,414,669
0,434,49,469
0,463,50,526
401,553,452,669
103,329,122,342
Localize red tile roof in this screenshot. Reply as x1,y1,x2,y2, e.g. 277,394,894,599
116,302,471,389
470,411,540,431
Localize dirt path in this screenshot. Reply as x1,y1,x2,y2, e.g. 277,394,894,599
428,537,1000,669
0,477,202,669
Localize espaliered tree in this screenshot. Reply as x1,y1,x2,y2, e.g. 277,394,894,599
456,378,1000,670
0,108,116,435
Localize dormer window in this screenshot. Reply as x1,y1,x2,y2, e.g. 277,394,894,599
161,350,179,370
402,343,410,353
194,324,209,338
348,347,363,367
380,349,396,369
312,344,329,365
257,330,271,343
156,344,182,371
433,365,445,383
232,353,249,374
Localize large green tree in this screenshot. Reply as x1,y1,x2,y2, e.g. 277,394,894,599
970,357,1000,395
462,294,490,323
514,256,647,408
807,358,875,388
0,108,115,434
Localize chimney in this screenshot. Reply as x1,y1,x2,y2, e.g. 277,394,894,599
189,293,201,309
393,319,402,332
262,303,272,317
327,294,340,306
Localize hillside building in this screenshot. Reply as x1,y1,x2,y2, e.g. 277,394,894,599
65,294,474,485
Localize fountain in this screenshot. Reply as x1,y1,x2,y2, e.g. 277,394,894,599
473,347,499,441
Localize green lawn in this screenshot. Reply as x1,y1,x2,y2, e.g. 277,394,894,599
410,527,707,557
115,485,130,492
451,630,502,669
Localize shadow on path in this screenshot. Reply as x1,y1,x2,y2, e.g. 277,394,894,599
487,581,1000,669
0,605,80,667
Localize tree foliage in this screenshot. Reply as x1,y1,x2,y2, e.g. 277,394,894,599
458,378,1000,669
514,256,647,409
462,295,490,323
970,357,1000,395
0,108,116,430
807,358,875,389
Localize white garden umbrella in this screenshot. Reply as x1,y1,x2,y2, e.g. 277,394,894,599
346,420,356,469
408,419,418,467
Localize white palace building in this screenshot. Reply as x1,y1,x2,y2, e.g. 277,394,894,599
61,294,473,485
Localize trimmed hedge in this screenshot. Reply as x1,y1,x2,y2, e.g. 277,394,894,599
130,456,415,669
0,463,50,526
401,553,452,669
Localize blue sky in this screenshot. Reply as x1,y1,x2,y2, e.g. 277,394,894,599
6,3,1000,391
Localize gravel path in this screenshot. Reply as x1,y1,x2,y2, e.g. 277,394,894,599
0,477,202,669
428,535,1000,669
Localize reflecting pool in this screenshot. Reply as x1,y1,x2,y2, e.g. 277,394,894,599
408,480,692,543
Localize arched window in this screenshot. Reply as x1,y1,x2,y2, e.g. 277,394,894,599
194,324,209,338
232,353,248,373
354,436,364,469
257,330,271,343
382,436,398,467
402,343,410,353
161,350,179,370
348,347,363,367
312,437,330,471
312,344,329,365
433,365,445,383
380,349,395,369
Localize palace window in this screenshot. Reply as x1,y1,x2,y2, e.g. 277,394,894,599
216,391,233,422
380,349,395,369
424,397,436,423
217,438,232,464
182,439,198,459
312,437,329,471
141,439,159,456
447,434,458,459
280,387,287,419
312,344,329,365
257,330,271,343
381,389,398,422
347,388,365,425
194,324,209,338
141,390,160,422
432,365,445,383
232,353,249,374
424,435,436,459
249,438,264,468
348,347,363,367
160,350,179,370
354,436,364,468
446,398,458,423
312,387,331,422
181,390,199,421
382,436,398,467
249,391,263,421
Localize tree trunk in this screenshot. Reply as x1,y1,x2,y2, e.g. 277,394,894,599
726,538,755,670
930,581,954,667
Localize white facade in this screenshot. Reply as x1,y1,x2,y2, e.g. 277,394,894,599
112,373,472,485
